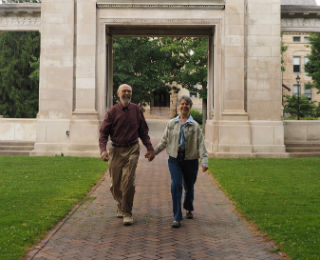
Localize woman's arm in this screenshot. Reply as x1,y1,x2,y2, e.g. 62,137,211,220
198,127,208,168
154,122,170,155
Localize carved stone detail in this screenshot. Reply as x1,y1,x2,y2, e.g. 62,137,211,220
97,0,225,9
0,15,40,31
98,4,225,9
100,18,220,25
281,17,320,32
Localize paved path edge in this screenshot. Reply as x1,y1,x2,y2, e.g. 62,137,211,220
23,173,108,260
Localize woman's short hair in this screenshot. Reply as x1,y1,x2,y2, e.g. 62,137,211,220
178,95,193,107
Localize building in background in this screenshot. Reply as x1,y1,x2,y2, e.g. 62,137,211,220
282,32,320,104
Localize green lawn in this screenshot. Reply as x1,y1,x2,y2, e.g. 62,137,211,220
0,156,107,260
209,158,320,260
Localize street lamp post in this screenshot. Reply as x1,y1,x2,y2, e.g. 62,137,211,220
296,75,301,120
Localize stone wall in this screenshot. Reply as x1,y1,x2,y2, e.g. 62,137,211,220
0,119,36,141
284,120,320,143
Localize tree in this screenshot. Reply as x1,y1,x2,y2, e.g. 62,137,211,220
305,33,320,94
0,32,40,118
283,94,316,118
113,37,173,107
281,41,288,72
160,37,208,126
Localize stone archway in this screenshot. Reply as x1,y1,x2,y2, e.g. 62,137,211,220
1,0,295,157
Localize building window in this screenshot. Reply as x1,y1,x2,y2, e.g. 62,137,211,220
304,87,312,100
292,84,299,96
293,56,301,73
293,36,301,42
304,36,309,43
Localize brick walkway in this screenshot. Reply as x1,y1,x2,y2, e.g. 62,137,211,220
26,143,285,260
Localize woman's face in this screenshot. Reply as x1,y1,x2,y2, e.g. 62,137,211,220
178,99,191,117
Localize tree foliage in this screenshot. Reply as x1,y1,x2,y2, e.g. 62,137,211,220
113,37,173,107
159,37,208,124
0,32,40,118
281,42,288,72
283,94,317,118
305,33,320,94
113,36,209,122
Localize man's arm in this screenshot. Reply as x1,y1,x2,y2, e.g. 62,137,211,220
137,108,155,161
138,108,154,151
99,111,112,160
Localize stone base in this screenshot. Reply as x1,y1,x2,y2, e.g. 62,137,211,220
31,118,100,157
205,119,288,158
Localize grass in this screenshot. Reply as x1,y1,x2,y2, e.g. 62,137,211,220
208,158,320,260
0,156,107,260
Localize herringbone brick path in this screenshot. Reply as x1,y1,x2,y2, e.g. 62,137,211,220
26,143,285,260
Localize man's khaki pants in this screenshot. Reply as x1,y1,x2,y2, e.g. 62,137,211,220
108,143,140,217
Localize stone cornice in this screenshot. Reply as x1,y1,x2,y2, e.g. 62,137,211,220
281,17,320,32
97,0,225,9
0,3,41,16
281,5,320,18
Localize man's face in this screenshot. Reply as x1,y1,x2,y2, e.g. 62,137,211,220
117,85,132,106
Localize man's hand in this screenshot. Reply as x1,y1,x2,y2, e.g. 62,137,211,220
145,150,155,161
202,166,208,172
101,150,109,161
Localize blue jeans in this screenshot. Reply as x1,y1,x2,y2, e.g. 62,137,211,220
168,156,199,221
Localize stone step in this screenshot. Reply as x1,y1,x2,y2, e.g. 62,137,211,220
0,145,34,151
285,142,320,147
0,140,35,146
0,141,34,156
286,147,320,152
288,152,320,158
0,150,31,156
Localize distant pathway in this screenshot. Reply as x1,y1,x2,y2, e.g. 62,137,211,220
26,142,285,260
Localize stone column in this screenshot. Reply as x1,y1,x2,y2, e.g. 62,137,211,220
73,0,98,119
32,0,100,156
222,0,248,120
205,0,253,156
38,0,74,119
32,0,75,156
246,0,286,155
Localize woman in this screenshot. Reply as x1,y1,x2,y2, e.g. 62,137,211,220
152,95,208,228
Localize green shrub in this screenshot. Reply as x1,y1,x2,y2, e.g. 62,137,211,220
190,109,202,124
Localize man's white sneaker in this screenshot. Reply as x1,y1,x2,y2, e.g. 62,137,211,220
116,209,124,218
123,216,134,226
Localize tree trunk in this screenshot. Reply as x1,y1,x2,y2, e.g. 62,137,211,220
202,98,207,133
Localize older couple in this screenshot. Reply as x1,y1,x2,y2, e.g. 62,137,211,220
99,84,208,228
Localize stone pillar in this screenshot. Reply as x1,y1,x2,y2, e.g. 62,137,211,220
37,0,74,119
32,0,100,156
205,0,286,157
73,0,98,119
32,0,75,156
222,0,248,119
246,0,286,155
206,0,253,156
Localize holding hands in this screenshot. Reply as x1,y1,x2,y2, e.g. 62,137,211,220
145,150,155,161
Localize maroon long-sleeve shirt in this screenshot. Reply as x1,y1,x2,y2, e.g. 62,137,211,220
99,102,154,153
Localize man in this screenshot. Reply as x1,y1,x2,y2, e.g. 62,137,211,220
99,84,155,225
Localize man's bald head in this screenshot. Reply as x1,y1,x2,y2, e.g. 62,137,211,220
117,84,132,107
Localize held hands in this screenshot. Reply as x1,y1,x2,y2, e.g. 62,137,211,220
145,150,155,161
100,150,109,161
